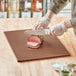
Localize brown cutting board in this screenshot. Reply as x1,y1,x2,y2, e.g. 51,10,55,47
4,30,70,62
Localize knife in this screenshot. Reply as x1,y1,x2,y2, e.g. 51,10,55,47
24,29,50,36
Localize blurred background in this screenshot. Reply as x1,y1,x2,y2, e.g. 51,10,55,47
0,0,71,18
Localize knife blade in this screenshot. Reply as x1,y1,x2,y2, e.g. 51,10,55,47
24,29,50,36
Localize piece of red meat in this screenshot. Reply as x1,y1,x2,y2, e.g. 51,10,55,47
27,36,43,49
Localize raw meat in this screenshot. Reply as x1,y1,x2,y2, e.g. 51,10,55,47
27,36,43,48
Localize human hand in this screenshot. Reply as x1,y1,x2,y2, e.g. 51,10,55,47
49,21,67,36
33,16,50,30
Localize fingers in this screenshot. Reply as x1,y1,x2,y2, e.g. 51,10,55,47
33,17,50,30
33,21,42,30
33,23,47,30
49,26,55,36
33,23,39,30
49,22,66,36
38,24,48,30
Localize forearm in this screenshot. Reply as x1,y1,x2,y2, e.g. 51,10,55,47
45,10,55,19
49,0,70,14
45,10,72,29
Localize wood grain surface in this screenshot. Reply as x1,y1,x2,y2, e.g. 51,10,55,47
0,17,76,76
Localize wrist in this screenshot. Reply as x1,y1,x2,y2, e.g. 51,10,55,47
45,10,55,19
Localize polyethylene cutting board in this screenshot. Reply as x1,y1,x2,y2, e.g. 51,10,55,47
4,30,70,62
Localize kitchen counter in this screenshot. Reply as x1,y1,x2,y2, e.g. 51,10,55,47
0,18,76,76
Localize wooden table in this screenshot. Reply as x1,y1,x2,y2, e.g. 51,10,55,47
0,18,76,76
